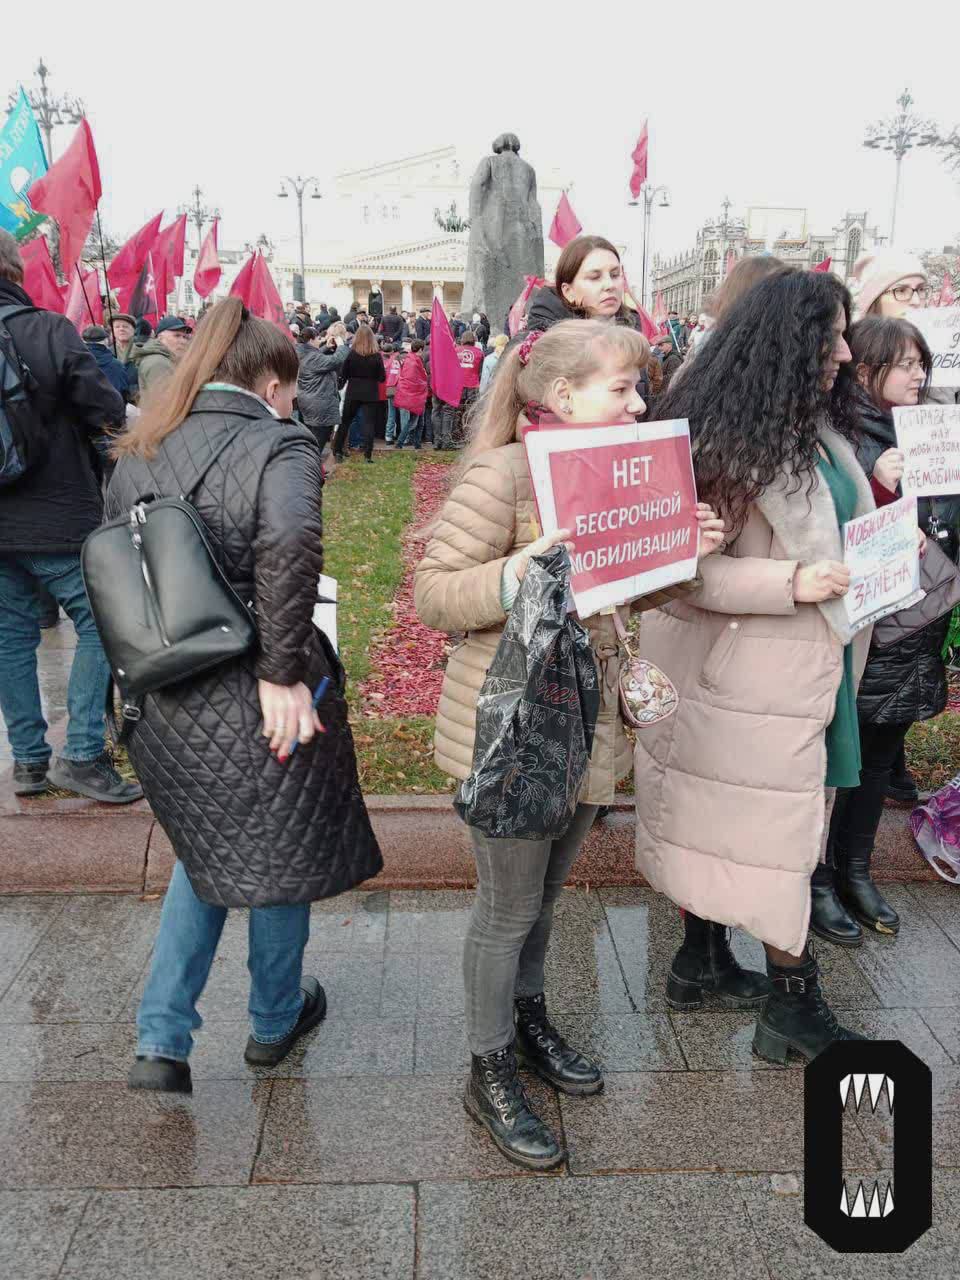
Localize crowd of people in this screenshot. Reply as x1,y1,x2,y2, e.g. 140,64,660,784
1,220,958,1175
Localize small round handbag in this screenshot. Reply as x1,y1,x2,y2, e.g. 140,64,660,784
612,611,679,727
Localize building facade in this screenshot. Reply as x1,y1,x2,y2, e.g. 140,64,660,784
652,205,884,317
174,145,566,320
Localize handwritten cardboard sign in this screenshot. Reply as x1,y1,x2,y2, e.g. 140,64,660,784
912,307,960,389
843,496,923,634
524,419,698,616
894,403,960,497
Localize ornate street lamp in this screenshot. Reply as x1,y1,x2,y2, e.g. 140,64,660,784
863,89,938,246
278,176,321,301
6,58,85,163
179,185,220,257
629,185,670,311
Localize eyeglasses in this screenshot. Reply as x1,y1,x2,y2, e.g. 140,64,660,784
866,358,925,374
882,284,929,303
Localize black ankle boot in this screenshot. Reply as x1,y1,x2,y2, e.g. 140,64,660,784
753,950,867,1064
666,912,771,1011
809,859,863,947
464,1043,565,1170
514,993,603,1096
838,846,900,936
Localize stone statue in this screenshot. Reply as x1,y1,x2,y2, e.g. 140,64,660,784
462,134,544,336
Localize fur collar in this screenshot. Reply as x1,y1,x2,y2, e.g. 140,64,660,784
753,426,875,644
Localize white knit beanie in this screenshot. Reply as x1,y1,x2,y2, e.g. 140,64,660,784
849,249,928,319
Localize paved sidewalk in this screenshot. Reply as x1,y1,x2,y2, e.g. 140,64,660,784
1,884,959,1279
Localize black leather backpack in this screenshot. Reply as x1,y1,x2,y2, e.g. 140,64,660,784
81,427,257,740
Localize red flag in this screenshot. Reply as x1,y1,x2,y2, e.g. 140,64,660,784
20,237,65,313
107,211,163,304
230,251,288,336
429,296,464,406
129,251,162,328
194,218,221,298
812,257,833,274
549,191,582,249
27,119,102,278
64,267,103,331
507,275,544,337
940,271,956,307
629,122,649,199
653,290,667,326
621,267,659,341
153,214,187,308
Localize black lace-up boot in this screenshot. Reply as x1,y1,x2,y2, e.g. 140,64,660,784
514,993,603,1095
666,911,772,1010
752,949,868,1064
464,1043,565,1170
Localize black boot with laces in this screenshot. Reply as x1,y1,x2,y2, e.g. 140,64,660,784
752,949,868,1064
666,911,772,1010
464,1042,565,1170
514,993,603,1096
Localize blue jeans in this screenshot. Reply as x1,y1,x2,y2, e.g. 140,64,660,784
396,409,422,448
0,552,110,765
385,399,399,442
137,860,311,1061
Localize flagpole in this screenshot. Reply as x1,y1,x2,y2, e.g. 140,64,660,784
75,263,96,326
95,207,117,355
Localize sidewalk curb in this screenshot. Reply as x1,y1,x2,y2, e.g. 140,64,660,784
0,787,937,896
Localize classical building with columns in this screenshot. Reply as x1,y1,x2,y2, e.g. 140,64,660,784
652,204,884,317
175,145,565,318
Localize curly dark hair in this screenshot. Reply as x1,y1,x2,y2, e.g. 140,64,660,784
653,270,857,531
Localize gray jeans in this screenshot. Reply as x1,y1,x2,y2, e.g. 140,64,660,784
463,804,599,1056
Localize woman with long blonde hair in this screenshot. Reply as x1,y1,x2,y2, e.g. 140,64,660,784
415,319,728,1170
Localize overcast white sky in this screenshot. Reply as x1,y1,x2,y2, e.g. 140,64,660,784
6,3,959,270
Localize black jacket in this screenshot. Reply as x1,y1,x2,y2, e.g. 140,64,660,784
296,340,350,427
0,279,125,553
415,315,431,341
105,388,382,907
85,341,130,400
343,349,386,403
380,312,404,342
853,392,958,726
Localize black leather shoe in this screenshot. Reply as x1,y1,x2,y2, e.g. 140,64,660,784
809,863,863,947
464,1043,565,1170
514,993,603,1095
244,976,327,1067
12,761,49,796
886,760,919,806
666,912,771,1010
48,753,143,805
128,1054,193,1093
753,951,867,1065
838,852,900,936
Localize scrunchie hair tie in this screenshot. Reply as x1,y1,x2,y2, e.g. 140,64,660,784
518,329,544,366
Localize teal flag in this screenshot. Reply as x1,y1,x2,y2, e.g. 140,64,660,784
0,87,48,239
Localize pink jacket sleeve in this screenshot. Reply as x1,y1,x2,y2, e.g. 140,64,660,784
693,553,798,616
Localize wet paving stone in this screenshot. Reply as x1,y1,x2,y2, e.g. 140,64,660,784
846,886,960,1007
0,897,65,1000
57,1184,415,1280
0,1189,90,1280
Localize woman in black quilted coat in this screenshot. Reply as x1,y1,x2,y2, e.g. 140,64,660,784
816,317,957,947
107,300,382,1094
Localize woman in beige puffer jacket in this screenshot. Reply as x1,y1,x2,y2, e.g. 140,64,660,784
415,319,725,1171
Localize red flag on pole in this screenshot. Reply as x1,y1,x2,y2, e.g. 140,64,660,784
549,191,582,249
940,271,956,307
622,267,659,340
194,218,221,298
107,211,163,304
27,119,102,278
64,267,103,331
653,291,667,326
812,257,832,274
153,214,188,310
129,251,162,328
229,251,288,335
429,296,464,406
629,122,649,199
20,237,65,313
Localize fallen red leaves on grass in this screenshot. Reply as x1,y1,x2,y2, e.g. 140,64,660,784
359,462,453,718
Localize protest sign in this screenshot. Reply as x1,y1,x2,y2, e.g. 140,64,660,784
843,495,923,635
912,307,960,389
894,403,960,498
524,419,698,616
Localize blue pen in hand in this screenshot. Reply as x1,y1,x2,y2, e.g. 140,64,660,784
286,677,331,760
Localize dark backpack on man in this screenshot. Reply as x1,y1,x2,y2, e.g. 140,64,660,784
0,304,45,488
81,426,257,740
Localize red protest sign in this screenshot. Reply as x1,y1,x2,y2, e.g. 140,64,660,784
525,420,698,616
